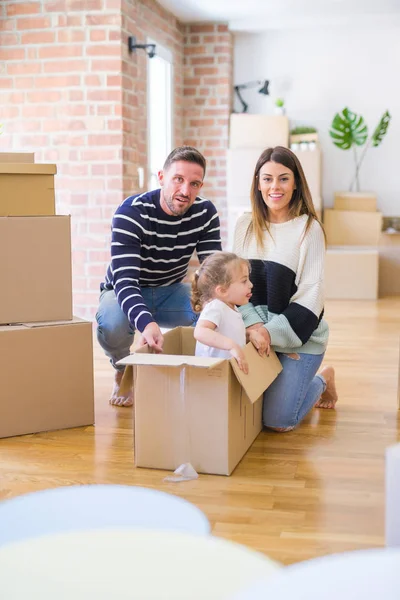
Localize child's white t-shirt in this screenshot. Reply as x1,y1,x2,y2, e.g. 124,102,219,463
195,298,246,360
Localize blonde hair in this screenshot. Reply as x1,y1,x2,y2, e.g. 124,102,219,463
246,146,325,249
191,251,249,313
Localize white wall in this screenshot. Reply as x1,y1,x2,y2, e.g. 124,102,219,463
234,26,400,215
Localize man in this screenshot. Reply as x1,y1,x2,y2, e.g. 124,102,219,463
96,146,222,406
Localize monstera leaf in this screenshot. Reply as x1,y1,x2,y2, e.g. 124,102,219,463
329,107,368,150
371,110,391,147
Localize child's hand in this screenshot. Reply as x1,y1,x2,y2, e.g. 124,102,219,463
230,343,249,374
249,329,270,357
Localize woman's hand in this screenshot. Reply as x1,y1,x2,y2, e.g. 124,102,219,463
248,327,271,357
230,343,249,374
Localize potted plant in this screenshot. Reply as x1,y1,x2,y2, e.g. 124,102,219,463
329,107,391,191
274,98,285,115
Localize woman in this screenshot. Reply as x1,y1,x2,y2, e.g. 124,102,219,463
233,146,338,432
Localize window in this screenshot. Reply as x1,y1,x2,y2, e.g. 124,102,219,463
147,39,173,189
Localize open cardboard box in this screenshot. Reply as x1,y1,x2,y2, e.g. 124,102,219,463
118,326,282,476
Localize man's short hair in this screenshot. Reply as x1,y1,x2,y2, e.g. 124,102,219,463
163,146,206,176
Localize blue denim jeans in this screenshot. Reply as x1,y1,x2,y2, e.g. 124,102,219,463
96,283,197,370
263,352,326,429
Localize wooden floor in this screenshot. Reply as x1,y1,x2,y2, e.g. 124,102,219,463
1,298,399,565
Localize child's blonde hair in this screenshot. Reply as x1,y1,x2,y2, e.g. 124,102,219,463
191,251,249,313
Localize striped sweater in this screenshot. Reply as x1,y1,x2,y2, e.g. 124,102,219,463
101,189,221,332
233,213,329,355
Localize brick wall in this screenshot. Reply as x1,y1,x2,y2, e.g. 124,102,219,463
121,0,184,198
0,2,232,319
183,23,233,247
1,0,125,319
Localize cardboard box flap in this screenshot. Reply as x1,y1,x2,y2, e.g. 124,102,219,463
229,343,282,404
117,353,225,369
0,163,56,175
21,317,84,328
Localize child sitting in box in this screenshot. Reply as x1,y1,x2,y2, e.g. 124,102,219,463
191,251,267,373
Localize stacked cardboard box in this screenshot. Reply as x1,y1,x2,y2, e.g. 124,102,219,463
0,152,94,438
227,114,289,249
324,192,382,300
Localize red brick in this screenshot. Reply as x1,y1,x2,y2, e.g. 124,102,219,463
27,90,62,102
203,35,217,44
217,24,229,32
109,30,121,41
57,30,86,43
45,0,69,11
80,149,120,161
90,30,107,42
86,45,121,56
21,31,55,44
190,56,215,65
21,134,50,146
88,134,122,146
85,75,102,86
0,48,25,61
189,119,215,127
86,14,120,26
43,59,88,73
15,76,36,89
7,3,41,15
69,90,84,101
7,62,41,75
91,59,121,72
0,33,19,46
189,24,216,33
0,78,13,89
39,46,83,59
35,75,81,88
194,66,219,76
88,90,121,102
1,106,20,118
185,45,207,55
17,17,51,29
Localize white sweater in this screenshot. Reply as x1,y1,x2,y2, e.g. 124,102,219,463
233,213,329,355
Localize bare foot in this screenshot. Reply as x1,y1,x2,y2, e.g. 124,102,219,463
268,425,295,433
110,369,133,407
315,366,338,409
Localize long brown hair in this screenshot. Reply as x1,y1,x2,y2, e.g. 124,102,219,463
246,146,325,249
191,251,249,313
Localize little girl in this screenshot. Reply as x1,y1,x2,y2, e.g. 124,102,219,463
191,251,256,373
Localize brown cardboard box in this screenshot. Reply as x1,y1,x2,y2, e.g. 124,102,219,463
324,209,382,246
118,327,282,476
0,318,94,438
229,114,289,149
0,152,34,163
325,247,379,300
379,233,400,297
0,216,73,324
334,192,377,212
293,146,322,205
0,163,56,216
227,147,264,199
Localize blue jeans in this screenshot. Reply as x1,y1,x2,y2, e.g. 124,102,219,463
263,352,326,429
96,283,197,370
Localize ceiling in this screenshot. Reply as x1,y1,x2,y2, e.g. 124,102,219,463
157,0,400,30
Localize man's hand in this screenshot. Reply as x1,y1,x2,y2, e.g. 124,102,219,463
137,322,164,353
248,326,271,357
